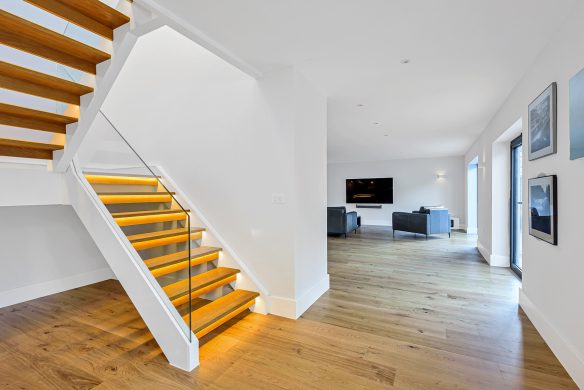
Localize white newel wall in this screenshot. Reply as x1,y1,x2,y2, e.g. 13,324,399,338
464,2,584,386
100,26,328,318
328,156,465,227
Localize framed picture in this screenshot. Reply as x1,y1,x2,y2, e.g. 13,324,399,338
528,83,557,160
570,68,584,160
528,175,557,245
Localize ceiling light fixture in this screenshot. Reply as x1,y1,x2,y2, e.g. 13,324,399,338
373,122,381,125
357,104,365,107
400,59,411,64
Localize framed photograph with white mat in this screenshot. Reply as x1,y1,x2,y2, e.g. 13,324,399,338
528,83,557,160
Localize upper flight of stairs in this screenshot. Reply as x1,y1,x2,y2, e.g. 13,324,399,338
85,173,259,345
0,0,128,160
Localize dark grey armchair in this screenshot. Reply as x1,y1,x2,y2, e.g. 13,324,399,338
327,207,359,237
392,207,451,239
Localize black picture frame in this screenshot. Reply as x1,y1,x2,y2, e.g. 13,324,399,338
528,175,557,245
528,83,557,161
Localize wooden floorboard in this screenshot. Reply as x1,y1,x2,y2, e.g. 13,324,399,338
0,227,577,389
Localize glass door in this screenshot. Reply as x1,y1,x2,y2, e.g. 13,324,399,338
510,135,523,278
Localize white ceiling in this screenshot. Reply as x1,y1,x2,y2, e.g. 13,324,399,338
152,0,578,162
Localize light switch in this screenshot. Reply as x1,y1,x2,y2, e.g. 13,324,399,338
272,194,285,204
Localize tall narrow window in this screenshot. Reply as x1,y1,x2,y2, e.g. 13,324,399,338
510,135,523,278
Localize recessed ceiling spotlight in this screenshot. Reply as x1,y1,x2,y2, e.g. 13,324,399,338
400,59,411,64
357,103,365,107
384,134,389,137
373,122,381,125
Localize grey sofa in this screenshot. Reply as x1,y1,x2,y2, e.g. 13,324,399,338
327,207,359,237
392,207,451,239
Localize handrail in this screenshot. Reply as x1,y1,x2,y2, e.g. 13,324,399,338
96,110,194,334
98,111,189,215
71,109,194,342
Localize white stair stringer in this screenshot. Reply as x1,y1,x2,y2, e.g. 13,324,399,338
65,161,199,371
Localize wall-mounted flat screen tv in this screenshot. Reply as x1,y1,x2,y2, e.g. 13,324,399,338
346,178,393,204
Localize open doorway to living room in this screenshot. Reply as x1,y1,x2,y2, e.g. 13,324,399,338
467,156,479,236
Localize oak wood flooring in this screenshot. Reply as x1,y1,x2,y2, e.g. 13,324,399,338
0,227,577,389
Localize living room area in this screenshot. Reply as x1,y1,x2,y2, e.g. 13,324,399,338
323,153,576,388
327,156,465,240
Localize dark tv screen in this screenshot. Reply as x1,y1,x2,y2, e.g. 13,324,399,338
346,178,393,204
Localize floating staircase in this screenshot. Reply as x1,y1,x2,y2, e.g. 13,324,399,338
0,0,127,159
1,0,259,369
85,173,258,344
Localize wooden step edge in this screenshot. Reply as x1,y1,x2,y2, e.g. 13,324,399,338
187,290,259,339
127,227,205,243
171,274,237,307
98,193,174,205
130,230,204,251
0,138,63,150
0,103,78,134
84,171,161,179
111,209,189,218
23,0,130,40
0,138,63,160
145,246,221,269
114,212,187,227
149,250,221,278
97,191,176,195
0,9,110,74
85,174,159,185
0,61,93,105
0,102,77,123
167,268,240,307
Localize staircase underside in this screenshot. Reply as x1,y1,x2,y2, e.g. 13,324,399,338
0,1,127,160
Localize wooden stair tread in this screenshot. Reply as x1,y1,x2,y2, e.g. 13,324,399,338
163,267,240,301
24,0,129,40
0,138,63,150
187,290,259,338
85,174,159,185
0,9,110,74
0,102,77,134
129,227,204,251
98,192,174,205
111,209,189,218
144,246,221,270
0,61,93,105
114,211,187,226
0,137,63,159
84,171,161,178
127,227,205,243
98,191,176,196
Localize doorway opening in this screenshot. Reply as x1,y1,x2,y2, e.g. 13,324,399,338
510,135,523,278
467,157,479,235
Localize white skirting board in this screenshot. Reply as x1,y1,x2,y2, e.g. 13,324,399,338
489,254,510,267
477,241,490,263
476,241,509,267
519,289,584,388
269,274,330,319
0,267,114,309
